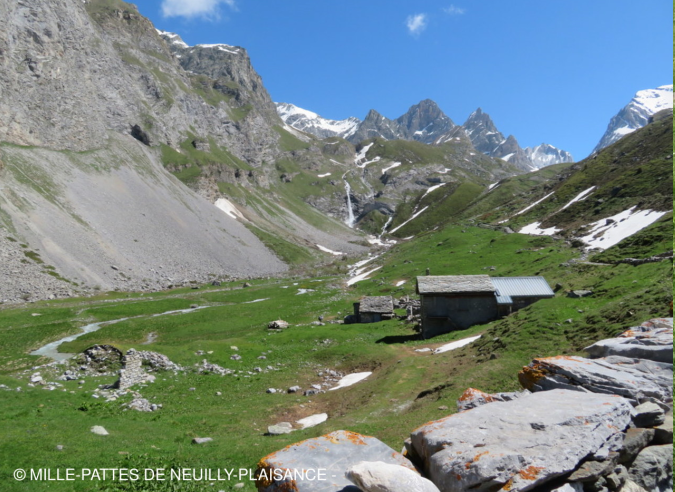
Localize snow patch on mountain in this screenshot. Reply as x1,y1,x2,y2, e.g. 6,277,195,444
559,186,595,211
579,207,667,250
519,221,561,236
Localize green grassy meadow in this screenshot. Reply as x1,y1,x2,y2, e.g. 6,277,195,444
0,225,671,491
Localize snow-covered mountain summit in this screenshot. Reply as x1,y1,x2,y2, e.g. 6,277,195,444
593,85,673,153
525,144,574,169
275,103,360,139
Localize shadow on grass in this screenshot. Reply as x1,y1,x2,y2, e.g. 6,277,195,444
375,334,420,344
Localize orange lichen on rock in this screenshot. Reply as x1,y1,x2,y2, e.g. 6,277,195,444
255,464,299,491
518,465,544,480
518,363,549,390
501,478,514,491
459,388,493,402
254,462,274,488
465,450,490,469
342,430,370,445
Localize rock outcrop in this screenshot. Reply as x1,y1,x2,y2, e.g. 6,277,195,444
255,317,673,492
518,355,672,405
409,389,632,492
584,318,673,363
256,430,415,491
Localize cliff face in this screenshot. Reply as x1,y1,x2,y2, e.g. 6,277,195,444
0,0,297,300
0,0,284,165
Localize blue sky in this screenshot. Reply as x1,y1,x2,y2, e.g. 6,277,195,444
136,0,671,160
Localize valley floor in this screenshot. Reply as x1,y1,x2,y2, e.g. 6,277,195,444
0,225,671,491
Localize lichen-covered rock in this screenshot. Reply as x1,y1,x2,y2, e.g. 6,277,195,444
584,318,673,363
410,389,632,492
456,387,530,411
345,461,440,492
518,356,672,404
256,430,416,491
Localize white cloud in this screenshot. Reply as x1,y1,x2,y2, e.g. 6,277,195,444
443,5,466,15
406,13,428,36
161,0,236,19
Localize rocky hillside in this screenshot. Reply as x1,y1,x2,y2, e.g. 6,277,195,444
0,0,367,302
464,109,673,257
593,85,673,153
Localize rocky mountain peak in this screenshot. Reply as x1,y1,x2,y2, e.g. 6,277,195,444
462,107,506,155
157,30,279,122
461,108,573,171
396,99,456,144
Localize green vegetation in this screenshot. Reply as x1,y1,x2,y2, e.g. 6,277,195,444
273,126,311,152
159,137,251,185
189,75,233,107
491,116,673,233
388,181,484,237
0,218,670,491
84,0,138,18
228,104,252,122
245,225,316,266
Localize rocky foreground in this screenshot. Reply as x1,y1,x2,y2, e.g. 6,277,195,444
254,318,673,492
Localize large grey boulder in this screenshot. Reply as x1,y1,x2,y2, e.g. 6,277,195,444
409,389,632,492
518,356,673,404
584,318,673,363
256,430,416,491
628,444,673,492
345,461,440,492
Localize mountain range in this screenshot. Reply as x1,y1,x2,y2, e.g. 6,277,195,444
0,0,671,303
276,100,574,172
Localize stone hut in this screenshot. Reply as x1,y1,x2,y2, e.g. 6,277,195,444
353,296,395,323
416,275,554,338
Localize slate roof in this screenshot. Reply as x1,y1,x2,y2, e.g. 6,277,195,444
416,275,554,301
416,275,495,295
360,296,394,313
491,277,555,299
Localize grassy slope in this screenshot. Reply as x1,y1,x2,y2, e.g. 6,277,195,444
0,219,670,491
486,115,673,232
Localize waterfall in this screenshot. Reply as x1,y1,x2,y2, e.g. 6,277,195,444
343,173,356,227
380,216,393,237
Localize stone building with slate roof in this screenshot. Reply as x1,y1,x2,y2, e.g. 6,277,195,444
416,275,554,338
352,296,395,323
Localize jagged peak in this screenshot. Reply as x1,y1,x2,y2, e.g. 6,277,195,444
364,109,385,120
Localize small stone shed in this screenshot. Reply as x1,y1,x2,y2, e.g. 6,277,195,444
352,296,395,323
416,275,554,338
